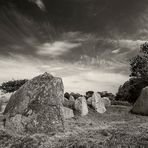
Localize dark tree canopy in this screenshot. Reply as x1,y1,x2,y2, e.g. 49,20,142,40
116,42,148,104
0,79,28,93
140,42,148,54
130,42,148,78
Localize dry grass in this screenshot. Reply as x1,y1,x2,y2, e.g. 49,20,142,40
1,105,148,147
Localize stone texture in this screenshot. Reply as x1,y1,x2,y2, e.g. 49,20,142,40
86,91,94,99
69,95,75,102
75,97,88,116
70,92,82,100
87,97,92,106
131,86,148,115
3,72,64,135
102,97,111,107
91,93,106,113
0,103,6,113
63,97,75,109
63,107,74,119
64,92,70,100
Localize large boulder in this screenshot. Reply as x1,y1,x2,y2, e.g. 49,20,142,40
75,97,88,116
3,72,64,135
131,86,148,115
89,92,106,114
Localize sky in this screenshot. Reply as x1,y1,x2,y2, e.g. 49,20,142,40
0,0,148,94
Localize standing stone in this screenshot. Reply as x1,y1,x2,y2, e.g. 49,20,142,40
131,86,148,115
75,97,88,116
91,93,106,113
63,107,74,119
3,72,64,135
102,97,111,107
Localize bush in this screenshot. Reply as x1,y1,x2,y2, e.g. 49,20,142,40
130,42,148,78
115,78,148,104
0,79,28,93
116,42,148,104
111,100,131,106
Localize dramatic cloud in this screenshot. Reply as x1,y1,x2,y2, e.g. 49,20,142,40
0,56,128,94
37,41,81,57
0,0,148,93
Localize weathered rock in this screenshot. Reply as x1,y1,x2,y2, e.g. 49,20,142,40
69,95,75,102
63,97,75,109
0,101,2,112
3,72,64,135
0,92,12,103
63,107,74,119
102,97,111,107
64,92,70,100
70,92,82,100
86,91,94,99
75,97,88,116
91,93,106,113
87,97,92,106
0,103,6,113
131,86,148,115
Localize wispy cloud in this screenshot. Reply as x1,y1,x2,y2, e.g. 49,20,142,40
118,39,146,50
37,41,81,57
63,70,128,94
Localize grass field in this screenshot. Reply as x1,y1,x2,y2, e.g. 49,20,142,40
1,105,148,148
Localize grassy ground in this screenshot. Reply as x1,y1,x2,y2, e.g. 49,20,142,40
1,105,148,147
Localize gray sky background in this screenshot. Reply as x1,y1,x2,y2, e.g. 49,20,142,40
0,0,148,94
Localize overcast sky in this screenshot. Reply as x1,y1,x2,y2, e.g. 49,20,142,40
0,0,148,94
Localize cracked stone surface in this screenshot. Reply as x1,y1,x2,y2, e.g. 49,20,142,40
3,72,64,135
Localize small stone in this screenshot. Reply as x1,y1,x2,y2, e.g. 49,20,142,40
75,97,88,116
63,107,74,119
91,92,106,113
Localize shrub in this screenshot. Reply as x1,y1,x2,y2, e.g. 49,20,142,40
116,42,148,104
130,42,148,78
0,79,28,93
115,78,148,104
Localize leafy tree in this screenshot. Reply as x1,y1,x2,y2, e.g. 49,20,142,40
0,79,28,93
130,42,148,78
116,42,148,104
116,77,148,104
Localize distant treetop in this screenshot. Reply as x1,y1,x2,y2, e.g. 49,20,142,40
0,79,28,93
